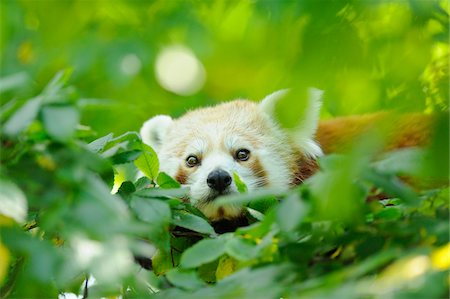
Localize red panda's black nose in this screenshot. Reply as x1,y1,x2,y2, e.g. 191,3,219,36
207,169,232,192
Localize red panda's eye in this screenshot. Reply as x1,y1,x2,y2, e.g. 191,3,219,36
186,155,199,167
236,149,250,161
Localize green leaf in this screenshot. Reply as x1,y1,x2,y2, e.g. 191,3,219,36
363,169,419,205
276,193,308,232
166,269,206,291
247,196,278,213
110,150,142,164
198,259,220,283
130,197,171,225
171,211,216,235
233,172,247,193
87,133,114,153
117,181,136,196
3,96,42,136
215,187,287,207
225,237,258,261
216,256,238,281
373,148,425,177
152,249,175,275
373,206,402,221
101,141,128,158
134,143,159,180
157,172,181,189
98,132,141,156
0,99,18,122
41,105,79,142
43,69,72,95
180,237,228,268
0,72,30,93
246,207,265,221
134,187,189,199
134,176,152,190
308,154,368,223
130,197,171,251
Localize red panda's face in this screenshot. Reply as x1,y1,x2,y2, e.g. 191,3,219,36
140,90,323,221
174,135,281,220
155,101,294,220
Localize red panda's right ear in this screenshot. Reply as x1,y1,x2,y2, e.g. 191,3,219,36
259,88,324,158
258,89,290,116
140,115,173,153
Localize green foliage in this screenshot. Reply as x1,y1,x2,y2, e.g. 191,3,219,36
1,0,448,135
1,73,448,298
1,1,449,298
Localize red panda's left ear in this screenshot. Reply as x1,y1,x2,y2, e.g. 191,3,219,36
140,115,173,153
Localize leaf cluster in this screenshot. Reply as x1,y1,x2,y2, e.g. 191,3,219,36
1,74,449,299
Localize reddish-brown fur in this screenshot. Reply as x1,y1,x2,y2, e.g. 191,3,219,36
175,168,189,184
316,113,433,154
291,152,319,185
295,113,436,182
248,157,269,186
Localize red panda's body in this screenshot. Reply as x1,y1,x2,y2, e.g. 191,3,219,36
140,89,440,221
316,113,433,154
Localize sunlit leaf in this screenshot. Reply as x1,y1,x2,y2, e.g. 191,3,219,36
157,172,181,189
134,143,159,180
152,249,175,275
216,256,238,281
0,179,27,223
0,241,10,286
233,172,247,193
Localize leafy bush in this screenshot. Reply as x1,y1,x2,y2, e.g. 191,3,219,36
1,0,449,298
1,72,448,298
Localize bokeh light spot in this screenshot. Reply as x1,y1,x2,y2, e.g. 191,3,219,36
120,53,142,76
155,45,206,96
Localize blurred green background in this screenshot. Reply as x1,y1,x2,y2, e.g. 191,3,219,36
1,0,448,135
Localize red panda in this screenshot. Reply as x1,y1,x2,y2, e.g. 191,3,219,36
140,89,437,222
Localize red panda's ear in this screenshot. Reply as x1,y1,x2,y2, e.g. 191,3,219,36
293,88,323,158
259,88,324,158
259,89,290,116
140,115,173,153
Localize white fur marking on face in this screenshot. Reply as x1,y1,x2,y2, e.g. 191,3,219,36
223,135,252,152
188,151,237,204
185,138,208,156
